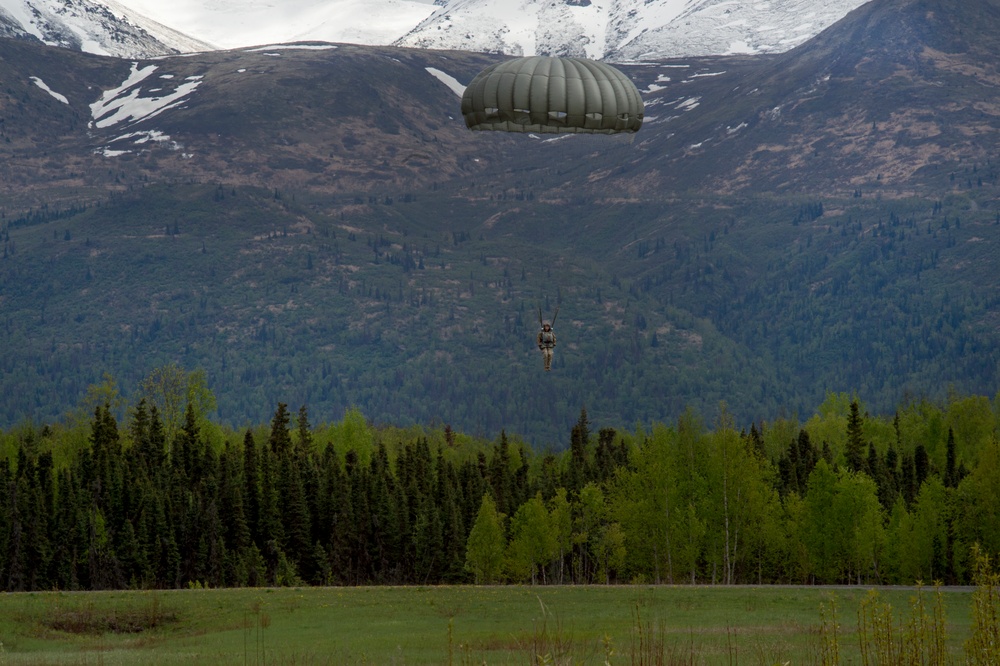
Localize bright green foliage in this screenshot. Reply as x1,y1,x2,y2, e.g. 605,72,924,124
610,424,678,583
834,471,886,584
574,483,607,583
547,488,572,584
506,493,556,583
947,395,994,464
966,545,1000,665
593,522,626,584
1,388,1000,589
910,478,952,581
465,493,506,584
802,392,852,461
778,491,811,583
885,498,919,584
955,439,1000,558
805,460,842,582
704,406,779,585
325,407,374,469
804,463,885,584
138,364,216,445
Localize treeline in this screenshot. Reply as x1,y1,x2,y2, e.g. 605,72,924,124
1,392,999,590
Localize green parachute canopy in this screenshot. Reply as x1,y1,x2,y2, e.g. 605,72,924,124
461,56,644,135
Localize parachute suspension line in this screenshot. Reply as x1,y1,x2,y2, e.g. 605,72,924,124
538,304,559,326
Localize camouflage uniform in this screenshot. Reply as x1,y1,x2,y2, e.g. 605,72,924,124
537,324,556,371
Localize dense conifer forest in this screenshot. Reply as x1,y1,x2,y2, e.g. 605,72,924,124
1,371,998,591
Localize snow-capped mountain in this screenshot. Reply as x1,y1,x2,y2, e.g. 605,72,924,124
2,0,874,61
395,0,874,60
0,0,210,57
607,0,877,60
97,0,439,50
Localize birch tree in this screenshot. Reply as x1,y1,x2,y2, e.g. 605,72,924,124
506,493,555,584
464,493,505,584
609,424,675,583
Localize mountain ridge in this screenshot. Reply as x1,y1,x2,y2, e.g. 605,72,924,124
3,0,875,61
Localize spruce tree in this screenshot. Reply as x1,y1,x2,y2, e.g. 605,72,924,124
796,429,817,487
845,400,867,474
488,431,513,516
945,428,957,488
900,453,917,506
411,497,444,584
269,402,292,457
130,398,152,472
147,406,167,472
257,445,284,551
368,444,399,581
296,405,313,459
219,442,252,552
242,431,261,546
914,444,931,488
279,456,312,577
345,450,370,582
566,408,591,493
173,402,203,484
747,423,767,459
594,428,616,484
880,446,900,509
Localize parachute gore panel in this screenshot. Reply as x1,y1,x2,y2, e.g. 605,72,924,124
461,56,644,134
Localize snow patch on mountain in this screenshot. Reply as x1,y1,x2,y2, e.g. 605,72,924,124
244,44,339,52
90,65,202,128
426,67,466,98
89,61,202,155
29,75,68,103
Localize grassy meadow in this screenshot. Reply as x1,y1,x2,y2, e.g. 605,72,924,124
0,584,978,665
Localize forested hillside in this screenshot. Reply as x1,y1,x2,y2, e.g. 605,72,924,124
1,381,997,590
4,182,1000,443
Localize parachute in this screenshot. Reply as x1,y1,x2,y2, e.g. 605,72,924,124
461,56,644,135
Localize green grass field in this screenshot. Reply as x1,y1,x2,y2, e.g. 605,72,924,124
0,585,976,665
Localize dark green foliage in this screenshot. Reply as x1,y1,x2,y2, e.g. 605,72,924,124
845,400,867,474
945,427,960,488
0,388,998,589
565,409,590,494
779,429,819,497
915,444,931,488
593,427,625,485
879,445,900,509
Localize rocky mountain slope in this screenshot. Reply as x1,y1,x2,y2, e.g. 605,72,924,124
7,0,999,206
